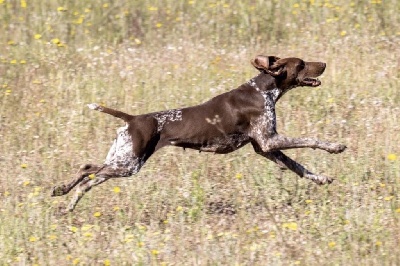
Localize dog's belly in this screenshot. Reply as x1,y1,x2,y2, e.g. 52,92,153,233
171,133,251,154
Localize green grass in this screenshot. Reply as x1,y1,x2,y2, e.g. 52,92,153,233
1,0,400,265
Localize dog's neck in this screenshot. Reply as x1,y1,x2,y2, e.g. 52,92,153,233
247,75,282,103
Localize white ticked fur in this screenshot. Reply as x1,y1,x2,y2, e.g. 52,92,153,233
104,124,143,177
153,109,183,132
247,78,282,148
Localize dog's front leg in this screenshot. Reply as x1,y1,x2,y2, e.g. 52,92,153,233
264,135,346,154
252,142,333,184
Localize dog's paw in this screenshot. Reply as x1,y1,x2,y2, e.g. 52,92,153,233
51,185,65,197
329,143,347,154
335,144,347,153
309,174,333,185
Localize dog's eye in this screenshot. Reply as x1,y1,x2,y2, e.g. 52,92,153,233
299,62,305,69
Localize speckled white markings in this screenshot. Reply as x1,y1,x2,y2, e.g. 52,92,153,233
104,124,143,176
247,78,282,140
153,109,183,132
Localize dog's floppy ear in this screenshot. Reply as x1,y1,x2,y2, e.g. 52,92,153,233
251,55,285,77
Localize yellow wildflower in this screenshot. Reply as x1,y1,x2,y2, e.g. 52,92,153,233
326,97,334,103
235,173,243,179
387,153,397,161
81,224,93,231
93,211,102,217
48,234,57,240
73,17,84,24
83,232,93,238
282,222,298,231
51,38,61,44
124,234,134,243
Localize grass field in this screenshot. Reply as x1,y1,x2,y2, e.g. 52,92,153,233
1,0,400,265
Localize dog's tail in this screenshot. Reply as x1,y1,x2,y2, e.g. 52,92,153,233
87,103,134,122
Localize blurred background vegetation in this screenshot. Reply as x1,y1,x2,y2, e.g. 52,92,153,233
0,0,399,265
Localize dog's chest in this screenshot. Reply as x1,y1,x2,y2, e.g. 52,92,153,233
249,88,281,137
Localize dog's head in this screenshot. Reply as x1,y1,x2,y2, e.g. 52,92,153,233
251,55,326,89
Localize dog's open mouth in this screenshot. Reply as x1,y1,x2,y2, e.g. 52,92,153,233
301,77,321,87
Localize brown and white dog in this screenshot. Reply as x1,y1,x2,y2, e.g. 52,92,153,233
52,55,346,213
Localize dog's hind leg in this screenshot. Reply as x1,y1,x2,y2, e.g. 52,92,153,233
252,142,333,185
51,163,104,197
64,162,144,213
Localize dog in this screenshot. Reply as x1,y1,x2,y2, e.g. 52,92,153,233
51,55,346,213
